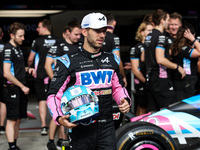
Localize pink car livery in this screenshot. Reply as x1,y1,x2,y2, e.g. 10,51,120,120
116,95,200,150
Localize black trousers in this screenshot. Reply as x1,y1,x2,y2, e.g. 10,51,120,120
147,76,176,111
70,119,116,150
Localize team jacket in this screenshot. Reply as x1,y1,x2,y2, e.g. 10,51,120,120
47,47,131,125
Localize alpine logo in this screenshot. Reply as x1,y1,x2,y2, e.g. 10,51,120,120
98,16,105,21
101,57,110,63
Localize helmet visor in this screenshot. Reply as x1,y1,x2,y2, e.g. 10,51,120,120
67,94,95,110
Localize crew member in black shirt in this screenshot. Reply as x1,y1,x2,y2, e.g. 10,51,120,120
144,9,186,111
130,21,153,116
45,20,82,79
3,22,35,150
28,19,59,135
45,20,82,150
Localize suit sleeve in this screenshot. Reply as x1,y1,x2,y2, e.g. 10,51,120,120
111,53,131,105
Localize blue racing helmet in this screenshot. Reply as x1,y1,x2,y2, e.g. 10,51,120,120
61,85,99,124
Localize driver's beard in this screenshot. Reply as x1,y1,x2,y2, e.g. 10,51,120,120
87,37,102,53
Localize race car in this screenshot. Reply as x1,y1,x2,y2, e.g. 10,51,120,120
115,94,200,150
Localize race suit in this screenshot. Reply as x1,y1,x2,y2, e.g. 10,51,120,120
46,47,131,150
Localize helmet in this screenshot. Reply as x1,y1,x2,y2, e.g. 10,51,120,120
61,85,99,124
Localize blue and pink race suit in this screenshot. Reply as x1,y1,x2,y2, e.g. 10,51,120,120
46,47,131,150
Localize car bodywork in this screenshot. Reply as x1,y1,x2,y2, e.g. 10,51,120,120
134,94,200,149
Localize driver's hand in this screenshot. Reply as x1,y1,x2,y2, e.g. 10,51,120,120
119,99,130,114
58,115,78,129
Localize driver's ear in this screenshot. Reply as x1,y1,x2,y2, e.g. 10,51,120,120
82,28,88,37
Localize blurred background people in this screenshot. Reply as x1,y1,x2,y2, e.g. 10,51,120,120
130,21,153,115
0,26,6,135
45,20,82,150
3,22,35,150
144,9,185,111
170,24,200,101
28,19,59,135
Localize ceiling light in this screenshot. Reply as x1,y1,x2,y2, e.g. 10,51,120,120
0,10,63,17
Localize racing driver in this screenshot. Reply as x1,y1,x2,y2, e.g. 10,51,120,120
46,12,131,150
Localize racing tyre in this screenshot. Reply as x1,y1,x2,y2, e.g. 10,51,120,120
116,121,178,150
